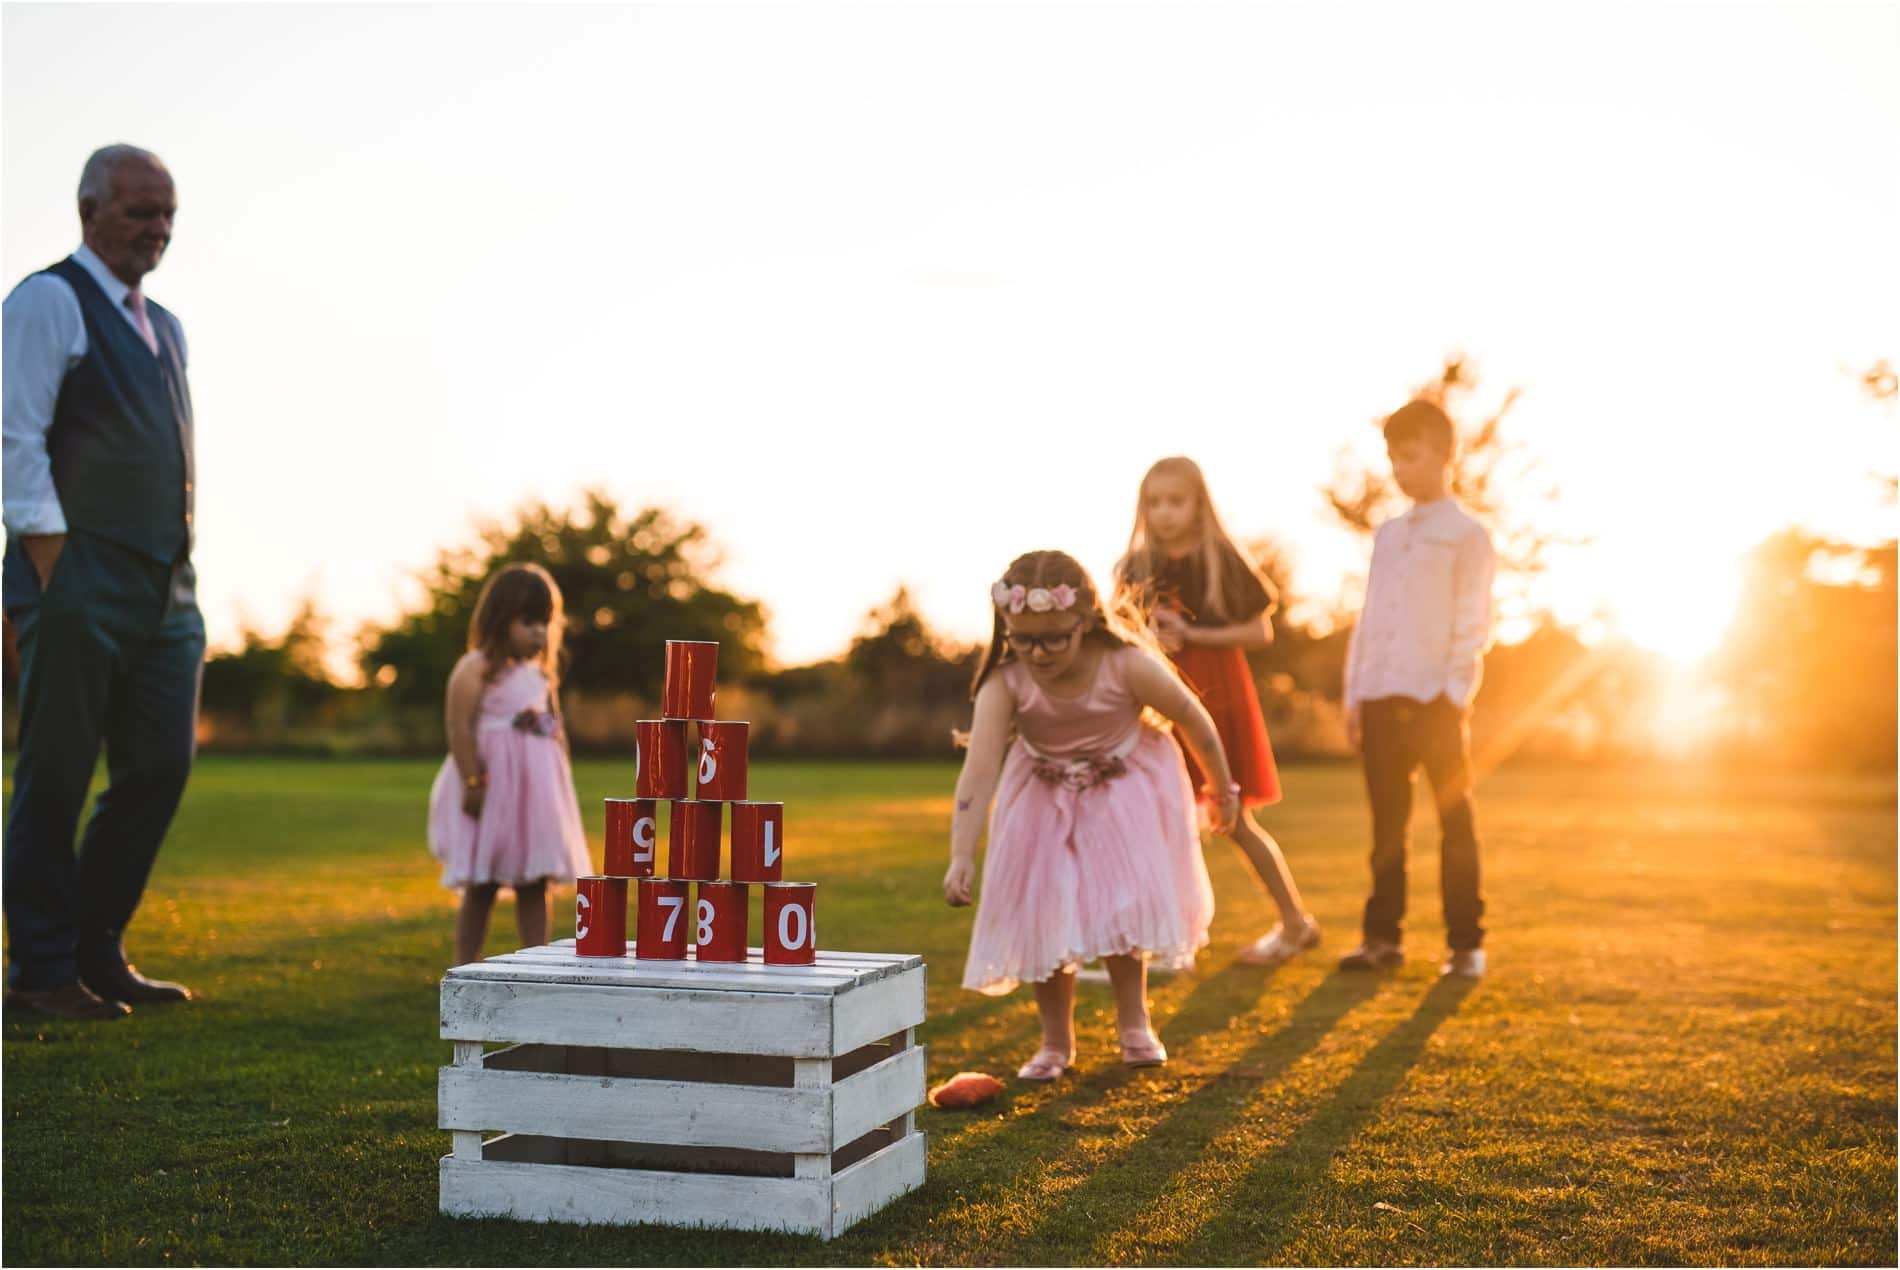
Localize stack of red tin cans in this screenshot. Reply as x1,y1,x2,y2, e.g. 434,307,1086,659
575,639,818,965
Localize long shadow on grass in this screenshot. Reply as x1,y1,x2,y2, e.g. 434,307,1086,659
917,951,1298,1115
917,967,1388,1244
1172,974,1477,1263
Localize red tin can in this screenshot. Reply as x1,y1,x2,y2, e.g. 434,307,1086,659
667,799,723,881
729,801,784,883
636,878,691,960
693,881,749,962
763,882,817,965
575,876,628,957
694,720,749,801
634,719,689,800
662,640,719,720
603,797,660,878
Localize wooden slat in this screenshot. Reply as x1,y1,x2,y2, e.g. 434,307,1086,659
446,959,858,995
463,949,866,985
530,941,923,977
438,1154,831,1235
828,1130,928,1239
438,1066,830,1153
503,944,902,985
440,978,833,1056
832,965,927,1055
492,947,873,987
830,1045,926,1150
900,1027,917,1136
793,1058,832,1181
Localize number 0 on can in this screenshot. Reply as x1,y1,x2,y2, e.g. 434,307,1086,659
763,882,816,965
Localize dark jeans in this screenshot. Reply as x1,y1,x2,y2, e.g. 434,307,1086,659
3,531,204,990
1359,695,1485,951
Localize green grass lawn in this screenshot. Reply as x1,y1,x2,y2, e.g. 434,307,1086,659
4,757,1894,1265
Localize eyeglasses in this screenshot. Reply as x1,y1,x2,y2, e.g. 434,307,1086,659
1005,627,1083,655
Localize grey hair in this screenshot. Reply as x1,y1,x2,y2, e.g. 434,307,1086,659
77,144,166,205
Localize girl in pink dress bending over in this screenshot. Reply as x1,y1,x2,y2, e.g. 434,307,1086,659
427,563,591,965
944,550,1240,1080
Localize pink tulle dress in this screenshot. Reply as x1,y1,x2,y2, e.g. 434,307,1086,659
427,660,593,889
962,645,1216,995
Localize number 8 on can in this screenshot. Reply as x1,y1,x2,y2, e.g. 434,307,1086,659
694,881,748,962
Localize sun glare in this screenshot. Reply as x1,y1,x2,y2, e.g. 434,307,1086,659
1607,554,1744,664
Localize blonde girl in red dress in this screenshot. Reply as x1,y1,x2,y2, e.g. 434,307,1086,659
1113,457,1321,966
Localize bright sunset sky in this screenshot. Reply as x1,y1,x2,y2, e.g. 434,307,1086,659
4,3,1894,672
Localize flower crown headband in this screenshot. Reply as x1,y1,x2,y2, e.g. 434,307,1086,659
991,580,1079,615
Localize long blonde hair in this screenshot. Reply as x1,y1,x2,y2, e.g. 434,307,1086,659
1113,456,1278,625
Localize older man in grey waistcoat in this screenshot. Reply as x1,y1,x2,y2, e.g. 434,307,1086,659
2,144,202,1019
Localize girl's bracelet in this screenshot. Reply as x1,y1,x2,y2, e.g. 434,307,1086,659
463,772,487,790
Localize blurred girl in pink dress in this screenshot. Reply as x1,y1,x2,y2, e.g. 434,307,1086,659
427,563,591,965
943,550,1239,1080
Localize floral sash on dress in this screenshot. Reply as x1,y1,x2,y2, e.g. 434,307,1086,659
1017,728,1145,793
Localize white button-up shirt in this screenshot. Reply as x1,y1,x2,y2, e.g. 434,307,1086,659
1344,496,1497,711
2,244,186,537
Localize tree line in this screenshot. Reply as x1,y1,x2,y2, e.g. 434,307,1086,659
4,359,1888,769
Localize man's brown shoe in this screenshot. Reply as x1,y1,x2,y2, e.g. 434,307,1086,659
80,962,192,1005
4,981,131,1020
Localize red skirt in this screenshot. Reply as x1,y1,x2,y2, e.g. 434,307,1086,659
1169,643,1282,808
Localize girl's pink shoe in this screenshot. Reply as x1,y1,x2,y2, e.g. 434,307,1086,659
1119,1027,1168,1067
1016,1048,1073,1082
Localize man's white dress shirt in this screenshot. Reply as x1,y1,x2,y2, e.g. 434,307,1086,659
2,244,187,538
1344,496,1497,711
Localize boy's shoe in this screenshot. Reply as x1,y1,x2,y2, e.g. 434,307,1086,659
1237,916,1322,967
1016,1048,1073,1082
1440,948,1487,978
1337,939,1404,971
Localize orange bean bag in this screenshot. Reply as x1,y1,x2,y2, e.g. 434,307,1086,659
927,1071,1005,1109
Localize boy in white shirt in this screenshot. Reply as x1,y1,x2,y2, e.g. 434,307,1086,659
1339,400,1497,978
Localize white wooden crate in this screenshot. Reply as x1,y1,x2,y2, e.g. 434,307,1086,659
438,940,927,1239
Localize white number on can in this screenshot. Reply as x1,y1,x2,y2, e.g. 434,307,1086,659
763,821,780,868
699,738,717,784
575,892,591,940
659,894,684,943
776,902,810,951
633,815,656,863
696,898,715,945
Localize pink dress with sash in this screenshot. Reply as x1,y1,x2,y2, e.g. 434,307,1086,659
962,645,1215,995
426,661,593,889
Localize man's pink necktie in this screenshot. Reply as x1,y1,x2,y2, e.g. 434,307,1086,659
124,290,159,354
